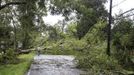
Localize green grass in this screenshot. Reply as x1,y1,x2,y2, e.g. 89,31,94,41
0,53,35,75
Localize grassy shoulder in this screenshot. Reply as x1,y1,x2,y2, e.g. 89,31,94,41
0,53,35,75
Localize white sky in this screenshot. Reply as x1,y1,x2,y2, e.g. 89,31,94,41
43,0,134,25
43,13,64,25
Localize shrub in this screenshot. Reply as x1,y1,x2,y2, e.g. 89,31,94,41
76,43,124,75
1,48,18,64
0,53,3,63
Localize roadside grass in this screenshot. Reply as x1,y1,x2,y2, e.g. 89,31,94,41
0,52,35,75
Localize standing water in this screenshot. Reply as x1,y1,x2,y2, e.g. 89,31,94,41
27,55,85,75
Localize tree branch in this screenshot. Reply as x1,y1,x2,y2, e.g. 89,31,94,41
0,2,26,10
118,8,134,17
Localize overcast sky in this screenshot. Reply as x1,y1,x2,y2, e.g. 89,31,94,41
106,0,134,15
43,13,64,25
43,0,134,25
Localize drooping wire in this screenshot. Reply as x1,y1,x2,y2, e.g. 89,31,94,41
112,0,127,8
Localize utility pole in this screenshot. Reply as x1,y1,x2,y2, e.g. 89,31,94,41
107,0,113,56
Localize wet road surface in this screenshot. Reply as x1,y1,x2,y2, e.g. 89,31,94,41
27,55,85,75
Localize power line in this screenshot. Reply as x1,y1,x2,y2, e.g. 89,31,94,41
113,8,134,21
118,8,134,17
112,0,127,8
115,13,134,20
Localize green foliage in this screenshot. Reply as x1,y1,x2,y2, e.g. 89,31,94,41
0,26,13,55
4,48,17,63
47,26,63,41
0,0,48,49
0,54,2,63
43,38,86,55
76,42,125,75
75,0,107,39
0,48,17,64
84,20,107,45
66,22,77,38
49,0,108,39
112,18,134,68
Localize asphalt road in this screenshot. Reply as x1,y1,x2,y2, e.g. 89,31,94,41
27,55,85,75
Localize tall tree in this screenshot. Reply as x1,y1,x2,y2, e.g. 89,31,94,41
16,0,47,49
49,0,108,39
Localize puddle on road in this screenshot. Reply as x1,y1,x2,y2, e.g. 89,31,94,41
27,55,85,75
